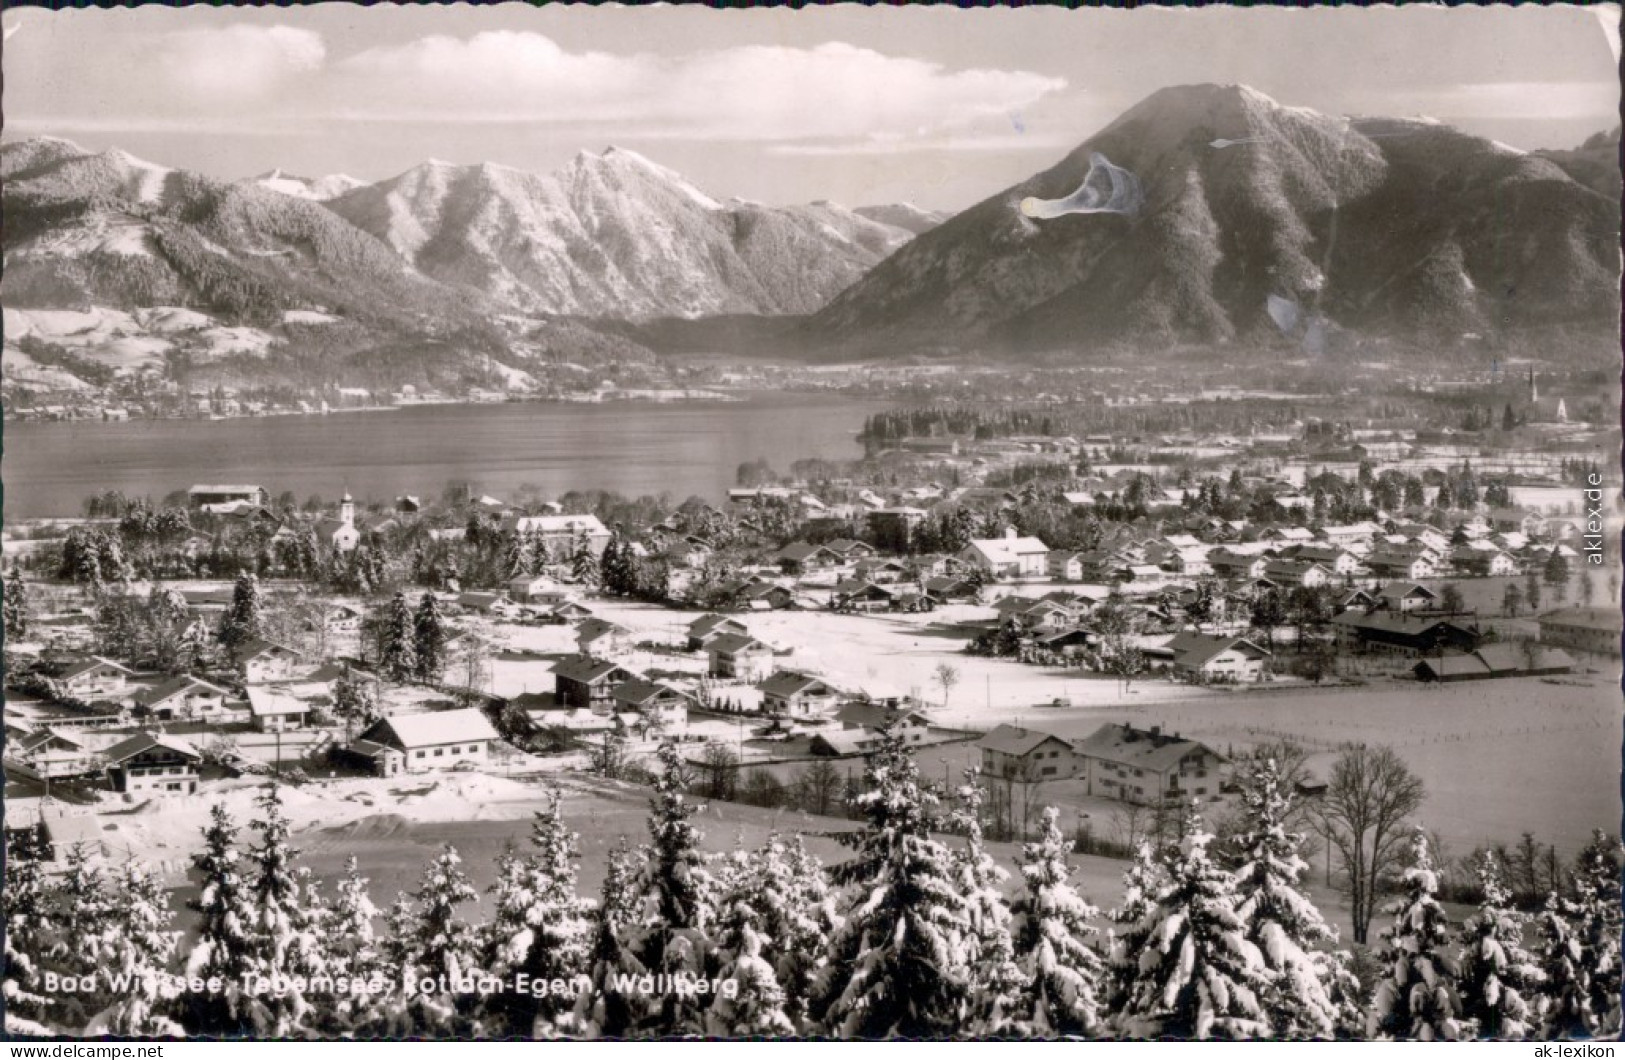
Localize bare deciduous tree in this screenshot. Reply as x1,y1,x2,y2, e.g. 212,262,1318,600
932,663,960,710
1314,744,1425,944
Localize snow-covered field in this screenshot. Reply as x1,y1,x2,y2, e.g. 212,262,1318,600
482,597,1615,858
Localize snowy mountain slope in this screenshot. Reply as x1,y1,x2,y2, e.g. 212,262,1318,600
806,84,1620,355
251,169,367,202
326,148,920,318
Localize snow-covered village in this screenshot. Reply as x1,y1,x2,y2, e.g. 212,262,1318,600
3,2,1623,1047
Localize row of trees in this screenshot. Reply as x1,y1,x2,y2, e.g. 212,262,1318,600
5,735,1619,1041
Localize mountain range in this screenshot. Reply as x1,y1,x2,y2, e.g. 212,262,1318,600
2,83,1617,397
322,148,928,318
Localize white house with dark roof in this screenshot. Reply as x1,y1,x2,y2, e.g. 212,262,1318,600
104,732,204,795
706,633,776,682
236,638,306,683
1157,632,1271,682
978,724,1077,780
130,675,233,721
610,679,692,729
758,670,841,718
57,657,135,699
350,708,500,776
1072,723,1225,805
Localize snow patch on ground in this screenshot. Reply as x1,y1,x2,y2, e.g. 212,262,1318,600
282,309,341,325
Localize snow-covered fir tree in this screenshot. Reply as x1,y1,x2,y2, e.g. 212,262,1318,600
242,784,329,1037
324,856,382,1031
332,665,381,736
3,826,55,1036
1111,816,1274,1040
482,793,594,1037
183,804,258,1035
3,569,28,641
811,729,974,1039
1369,829,1466,1041
217,571,265,660
412,592,447,684
600,533,638,596
1103,839,1166,1020
1457,851,1542,1040
377,591,418,682
84,861,186,1037
1541,829,1624,1039
950,774,1027,1037
568,838,649,1038
570,532,601,589
399,845,484,1035
1571,829,1623,1038
50,843,125,1030
1011,806,1107,1039
703,849,796,1036
1538,889,1592,1040
742,834,837,1033
632,741,718,1037
504,530,537,579
1230,756,1339,1038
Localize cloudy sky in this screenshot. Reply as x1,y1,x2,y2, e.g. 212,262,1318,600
3,4,1618,210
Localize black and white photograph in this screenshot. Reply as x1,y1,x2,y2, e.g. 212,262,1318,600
1,1,1621,1044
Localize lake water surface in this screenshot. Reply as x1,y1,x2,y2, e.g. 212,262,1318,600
2,393,885,518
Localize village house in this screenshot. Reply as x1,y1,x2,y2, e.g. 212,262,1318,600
130,675,233,721
772,541,839,575
1414,644,1574,683
1538,607,1622,657
686,613,748,652
1451,546,1517,578
706,633,776,682
1156,632,1272,682
552,658,640,709
188,484,269,512
3,728,103,782
1072,723,1226,806
56,657,136,700
1209,550,1269,581
237,638,306,683
978,724,1077,780
505,574,573,605
349,708,500,776
1377,582,1439,614
610,679,692,730
1364,548,1437,582
758,670,841,719
1281,543,1360,577
1488,509,1548,538
1261,560,1331,589
1331,612,1480,656
103,732,204,795
1046,551,1090,581
829,701,932,749
503,514,613,557
576,618,634,659
831,579,900,613
959,528,1049,580
245,685,312,733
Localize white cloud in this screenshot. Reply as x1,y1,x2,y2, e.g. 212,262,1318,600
326,32,1065,142
150,25,326,103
